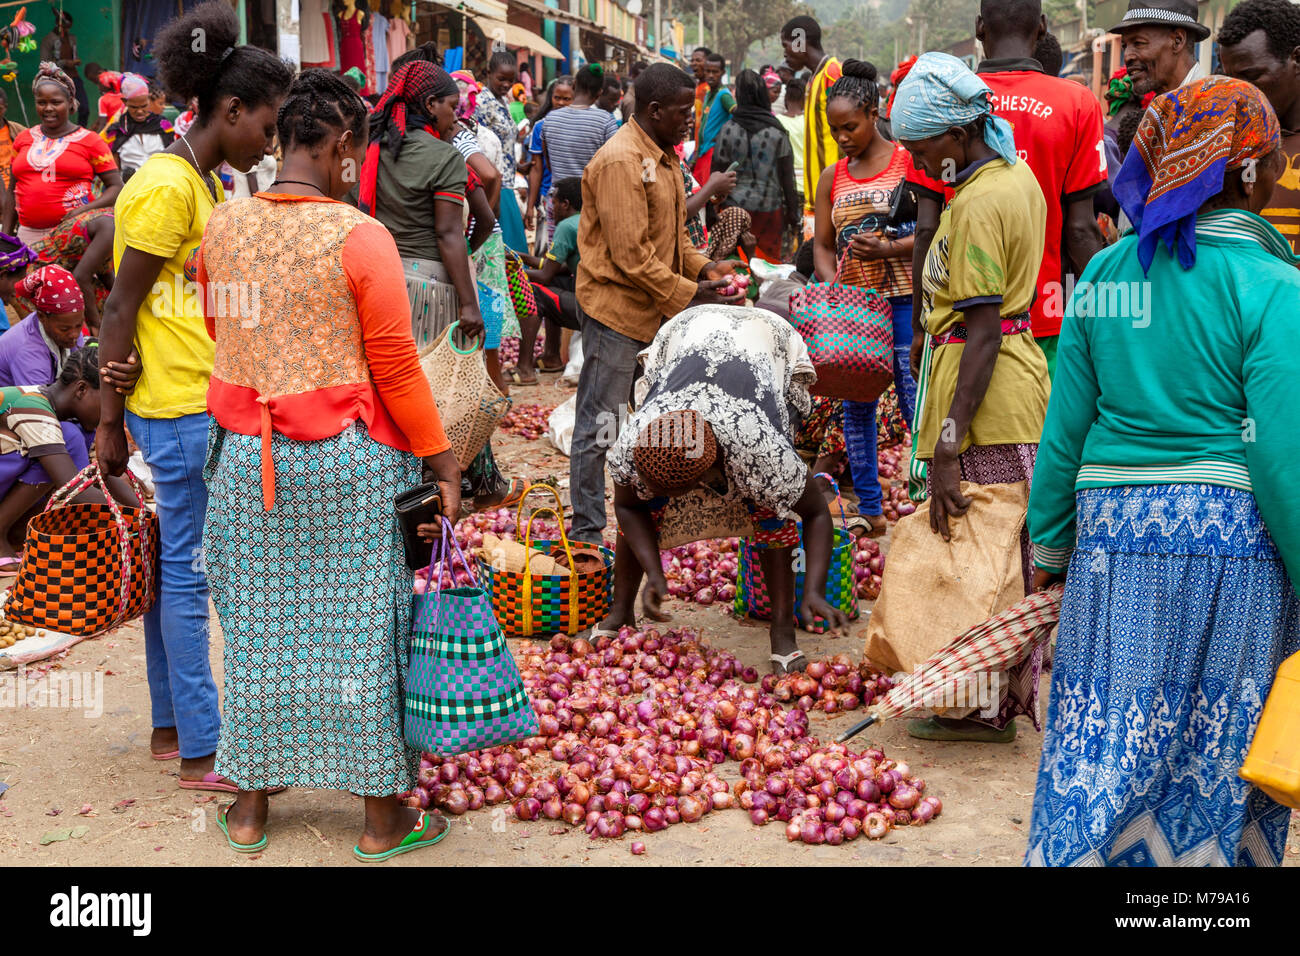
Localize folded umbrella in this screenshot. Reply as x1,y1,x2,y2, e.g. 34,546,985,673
838,585,1064,742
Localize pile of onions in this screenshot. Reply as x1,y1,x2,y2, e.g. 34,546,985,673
762,653,892,715
661,539,740,607
497,334,545,367
739,743,944,843
879,482,917,524
852,536,886,602
876,443,908,482
499,404,555,441
402,626,941,847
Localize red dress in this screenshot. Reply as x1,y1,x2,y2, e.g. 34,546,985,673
338,11,365,76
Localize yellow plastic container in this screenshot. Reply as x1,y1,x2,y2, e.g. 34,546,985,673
1240,651,1300,809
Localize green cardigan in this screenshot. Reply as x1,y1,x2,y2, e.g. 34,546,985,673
1028,209,1300,588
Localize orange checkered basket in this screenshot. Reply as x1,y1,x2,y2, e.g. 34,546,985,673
5,464,158,636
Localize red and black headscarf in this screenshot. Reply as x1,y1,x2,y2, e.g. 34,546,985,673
359,61,460,216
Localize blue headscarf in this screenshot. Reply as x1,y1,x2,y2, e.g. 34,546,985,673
890,52,1018,167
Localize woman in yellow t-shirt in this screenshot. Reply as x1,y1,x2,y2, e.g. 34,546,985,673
96,0,293,791
890,53,1051,744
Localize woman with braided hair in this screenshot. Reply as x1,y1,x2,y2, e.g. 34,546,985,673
201,67,459,859
95,0,293,789
0,62,121,245
813,59,948,538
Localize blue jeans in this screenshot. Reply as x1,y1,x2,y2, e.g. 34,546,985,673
569,309,645,545
844,296,917,516
126,410,220,758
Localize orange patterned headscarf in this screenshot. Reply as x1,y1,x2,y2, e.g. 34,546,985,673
1114,76,1280,271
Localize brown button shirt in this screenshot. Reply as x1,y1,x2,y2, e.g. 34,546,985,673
576,118,711,343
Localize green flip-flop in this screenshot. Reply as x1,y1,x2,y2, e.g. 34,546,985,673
353,810,450,863
907,716,1017,743
216,803,268,853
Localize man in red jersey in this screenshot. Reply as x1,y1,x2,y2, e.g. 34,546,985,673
974,0,1106,379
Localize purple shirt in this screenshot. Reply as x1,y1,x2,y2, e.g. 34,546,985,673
0,314,85,387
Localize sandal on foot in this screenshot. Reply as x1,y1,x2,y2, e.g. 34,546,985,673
505,367,539,386
0,555,21,577
770,650,808,676
353,810,450,862
179,772,288,795
472,478,528,514
906,717,1017,743
216,803,267,853
151,749,180,761
536,358,565,373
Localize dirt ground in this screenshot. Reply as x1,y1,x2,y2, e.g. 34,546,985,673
2,375,1298,867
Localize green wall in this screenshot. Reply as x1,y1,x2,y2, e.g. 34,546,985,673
4,0,121,129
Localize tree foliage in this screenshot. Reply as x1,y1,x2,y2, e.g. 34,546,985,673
675,0,811,73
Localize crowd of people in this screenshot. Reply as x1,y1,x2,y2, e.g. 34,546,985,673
2,0,1297,867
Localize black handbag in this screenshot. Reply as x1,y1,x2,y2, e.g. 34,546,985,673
395,482,443,570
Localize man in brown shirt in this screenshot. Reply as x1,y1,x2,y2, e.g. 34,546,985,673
570,63,742,544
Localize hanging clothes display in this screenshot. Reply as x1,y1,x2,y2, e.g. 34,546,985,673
386,9,412,66
371,11,390,93
338,6,366,75
300,0,338,68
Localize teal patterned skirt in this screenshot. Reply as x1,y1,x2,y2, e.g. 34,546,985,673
204,421,421,795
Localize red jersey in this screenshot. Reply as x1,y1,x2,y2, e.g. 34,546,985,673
979,59,1106,338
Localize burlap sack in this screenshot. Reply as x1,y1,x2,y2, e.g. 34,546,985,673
863,481,1028,676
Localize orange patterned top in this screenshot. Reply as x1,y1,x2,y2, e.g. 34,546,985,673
199,192,449,510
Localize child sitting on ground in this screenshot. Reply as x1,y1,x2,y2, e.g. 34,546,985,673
511,176,583,385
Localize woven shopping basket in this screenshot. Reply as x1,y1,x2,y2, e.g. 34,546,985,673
404,516,539,757
476,483,613,638
734,473,860,634
419,321,512,470
5,464,157,635
790,252,894,402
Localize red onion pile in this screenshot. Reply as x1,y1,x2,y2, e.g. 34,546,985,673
661,539,740,607
402,626,941,848
877,443,908,482
852,536,885,601
499,404,555,440
763,654,892,715
878,482,916,524
497,334,546,367
741,744,943,843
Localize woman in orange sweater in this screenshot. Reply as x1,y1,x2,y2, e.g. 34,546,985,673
198,71,461,860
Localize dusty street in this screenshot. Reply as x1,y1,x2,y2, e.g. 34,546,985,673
3,377,1297,867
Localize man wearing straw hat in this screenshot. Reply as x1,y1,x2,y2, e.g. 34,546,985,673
1109,0,1210,98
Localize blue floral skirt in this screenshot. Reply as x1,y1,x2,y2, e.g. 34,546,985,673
204,421,422,795
1026,484,1300,866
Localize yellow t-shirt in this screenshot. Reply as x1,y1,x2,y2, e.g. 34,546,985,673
915,157,1050,459
113,153,223,419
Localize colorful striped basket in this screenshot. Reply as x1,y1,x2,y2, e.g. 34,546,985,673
476,483,613,638
734,473,860,634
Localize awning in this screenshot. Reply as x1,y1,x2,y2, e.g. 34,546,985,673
427,0,510,18
508,0,602,32
471,16,567,58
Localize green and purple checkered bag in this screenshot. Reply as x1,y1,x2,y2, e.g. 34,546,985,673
405,518,539,757
791,253,894,402
733,474,860,634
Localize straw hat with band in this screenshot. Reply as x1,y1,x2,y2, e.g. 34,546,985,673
1108,0,1210,41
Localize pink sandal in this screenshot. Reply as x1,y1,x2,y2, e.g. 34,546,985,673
179,772,286,795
